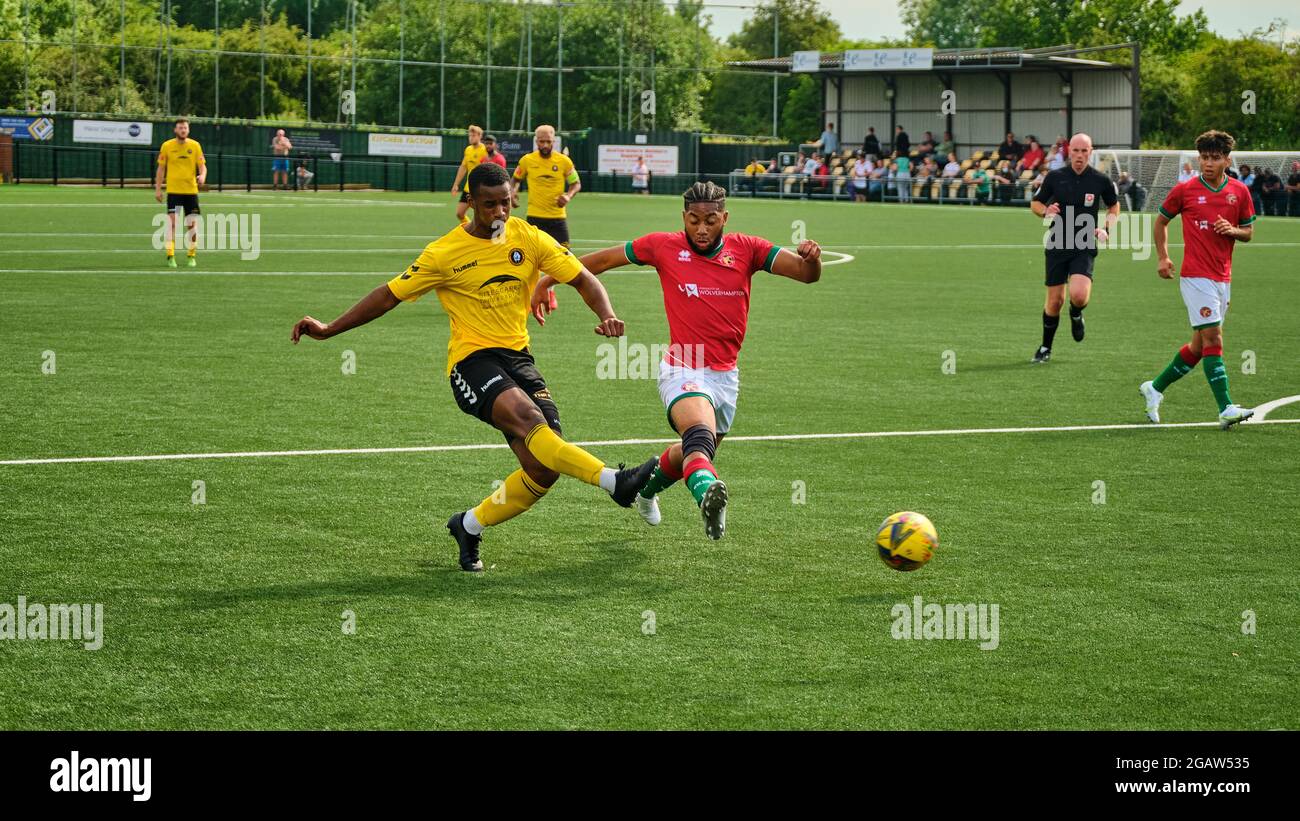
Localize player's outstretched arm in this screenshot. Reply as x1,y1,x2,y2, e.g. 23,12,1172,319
291,283,402,343
531,246,629,323
770,240,822,283
566,269,624,337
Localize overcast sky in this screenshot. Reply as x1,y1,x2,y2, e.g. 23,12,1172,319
707,1,1297,45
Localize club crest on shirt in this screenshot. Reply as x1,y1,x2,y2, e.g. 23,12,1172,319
721,252,735,266
509,248,524,265
1227,193,1237,204
1084,193,1094,207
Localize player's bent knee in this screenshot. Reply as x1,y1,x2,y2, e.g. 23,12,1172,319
681,423,717,461
524,464,560,488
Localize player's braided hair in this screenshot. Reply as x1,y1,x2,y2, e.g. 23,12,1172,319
467,161,511,197
683,180,727,209
1195,130,1235,156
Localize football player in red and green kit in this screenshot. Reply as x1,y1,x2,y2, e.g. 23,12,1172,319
531,181,822,539
1140,130,1256,429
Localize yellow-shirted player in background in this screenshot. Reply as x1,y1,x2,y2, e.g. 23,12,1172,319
512,124,581,309
451,124,488,224
154,117,206,268
290,162,657,572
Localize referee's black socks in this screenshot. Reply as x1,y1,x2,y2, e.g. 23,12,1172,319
1069,303,1084,320
1042,312,1060,349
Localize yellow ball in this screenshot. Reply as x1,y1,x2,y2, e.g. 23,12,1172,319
875,511,938,572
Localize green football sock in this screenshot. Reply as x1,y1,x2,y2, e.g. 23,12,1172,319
1152,350,1196,392
685,469,717,507
1202,355,1232,412
638,464,679,500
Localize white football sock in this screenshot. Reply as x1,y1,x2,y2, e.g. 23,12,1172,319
598,468,618,494
462,509,484,536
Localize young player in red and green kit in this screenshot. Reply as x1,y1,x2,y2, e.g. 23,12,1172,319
1140,130,1256,429
531,181,822,540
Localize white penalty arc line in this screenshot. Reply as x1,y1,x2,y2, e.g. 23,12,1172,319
3,417,1296,467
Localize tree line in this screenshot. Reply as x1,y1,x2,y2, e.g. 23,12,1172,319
0,0,1296,148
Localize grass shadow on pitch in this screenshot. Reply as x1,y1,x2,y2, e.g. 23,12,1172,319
177,538,673,610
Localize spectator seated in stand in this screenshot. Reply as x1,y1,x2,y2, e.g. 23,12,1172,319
995,132,1022,166
942,152,961,179
1016,139,1044,174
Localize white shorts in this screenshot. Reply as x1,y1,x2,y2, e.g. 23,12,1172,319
657,360,739,434
1180,277,1230,328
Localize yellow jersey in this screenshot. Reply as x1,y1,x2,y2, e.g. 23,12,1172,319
157,138,205,195
745,162,767,176
512,151,579,220
387,216,583,374
461,143,488,192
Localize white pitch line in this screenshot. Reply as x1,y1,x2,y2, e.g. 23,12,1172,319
3,418,1296,466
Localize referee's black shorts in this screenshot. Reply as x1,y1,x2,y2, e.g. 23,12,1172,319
526,216,570,246
1045,252,1095,287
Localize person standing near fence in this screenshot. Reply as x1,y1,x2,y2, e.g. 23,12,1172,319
271,129,292,190
632,156,650,195
451,125,488,224
154,118,206,269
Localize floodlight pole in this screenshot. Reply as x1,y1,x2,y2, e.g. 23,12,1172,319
398,0,405,127
307,0,313,121
772,5,779,137
119,0,126,111
215,0,221,118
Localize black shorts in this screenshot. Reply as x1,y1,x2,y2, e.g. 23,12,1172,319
458,190,470,203
1045,252,1094,286
449,347,561,441
165,193,200,216
526,216,570,246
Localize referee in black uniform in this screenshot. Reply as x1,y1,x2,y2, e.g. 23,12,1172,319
1028,133,1120,363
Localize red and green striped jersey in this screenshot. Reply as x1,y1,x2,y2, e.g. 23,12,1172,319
626,231,779,371
1159,174,1256,282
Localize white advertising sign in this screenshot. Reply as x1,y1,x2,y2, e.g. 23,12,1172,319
597,145,678,176
73,119,154,145
367,133,443,157
791,51,821,73
843,48,934,71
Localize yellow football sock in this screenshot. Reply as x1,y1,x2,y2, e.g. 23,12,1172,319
524,423,604,486
472,469,550,527
187,246,196,257
165,240,175,257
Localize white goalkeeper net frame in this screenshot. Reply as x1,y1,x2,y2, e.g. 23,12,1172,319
1093,149,1300,212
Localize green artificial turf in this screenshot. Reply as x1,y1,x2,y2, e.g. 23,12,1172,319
1,184,1297,728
